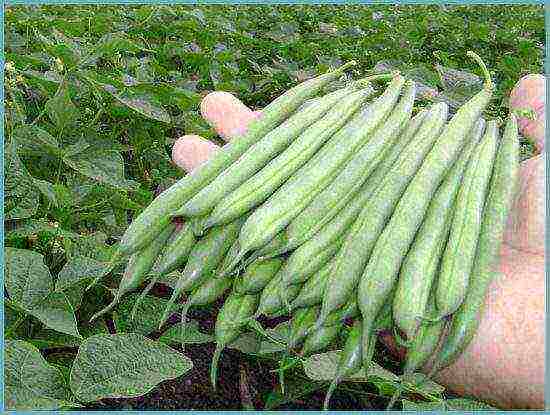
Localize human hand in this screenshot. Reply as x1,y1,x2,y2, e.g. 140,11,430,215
171,85,544,409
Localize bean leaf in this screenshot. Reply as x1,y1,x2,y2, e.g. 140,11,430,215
5,248,81,338
113,293,180,335
302,350,399,382
5,247,53,308
45,80,79,131
12,124,60,157
158,320,214,345
63,149,137,190
70,333,193,402
5,139,40,220
5,340,76,410
55,256,112,291
402,397,497,411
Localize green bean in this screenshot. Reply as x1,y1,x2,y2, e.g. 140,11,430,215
436,120,500,317
90,223,175,321
316,99,446,329
180,85,365,219
234,258,284,294
290,261,331,309
435,114,519,370
199,86,377,227
155,222,196,276
285,82,419,251
119,61,356,256
227,74,406,269
392,119,485,340
160,218,243,326
357,51,494,371
260,108,429,261
211,292,259,389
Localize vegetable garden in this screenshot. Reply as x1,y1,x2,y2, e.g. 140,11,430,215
4,4,544,411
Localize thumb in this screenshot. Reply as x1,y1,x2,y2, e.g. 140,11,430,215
172,134,221,173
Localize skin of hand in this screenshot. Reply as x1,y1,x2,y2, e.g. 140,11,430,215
171,86,544,409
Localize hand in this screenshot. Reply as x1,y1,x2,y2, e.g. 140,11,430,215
171,84,544,409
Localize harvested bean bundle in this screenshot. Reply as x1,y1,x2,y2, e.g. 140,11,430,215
101,53,520,409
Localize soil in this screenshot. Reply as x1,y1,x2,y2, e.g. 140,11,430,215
82,283,393,410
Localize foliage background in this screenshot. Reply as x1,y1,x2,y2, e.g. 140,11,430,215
4,4,544,410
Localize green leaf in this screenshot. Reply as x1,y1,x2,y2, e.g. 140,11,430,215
109,88,172,124
5,340,76,410
445,398,499,410
26,292,81,339
63,279,88,310
5,303,26,337
258,321,290,354
63,231,116,262
401,400,444,410
82,32,150,66
264,376,325,410
33,178,60,207
70,333,193,402
63,149,137,190
158,320,214,345
401,397,497,411
5,247,53,308
35,30,79,68
302,350,399,383
6,218,79,240
5,139,40,220
27,328,83,349
55,255,112,291
227,332,262,355
402,372,445,398
5,248,81,338
12,124,60,157
112,293,180,335
45,81,79,131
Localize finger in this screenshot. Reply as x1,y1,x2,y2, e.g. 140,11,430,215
503,154,544,256
509,74,545,152
201,91,262,142
172,134,221,173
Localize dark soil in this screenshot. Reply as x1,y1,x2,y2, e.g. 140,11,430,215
82,284,385,410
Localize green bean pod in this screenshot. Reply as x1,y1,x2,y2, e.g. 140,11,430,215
90,223,176,321
436,120,500,317
234,258,284,294
357,51,494,371
211,292,259,389
301,324,342,357
284,81,419,250
201,86,377,228
161,218,244,325
174,274,234,330
279,236,343,289
155,222,196,276
227,74,406,269
288,306,320,349
180,85,366,219
392,119,485,340
435,114,519,370
119,61,356,256
316,99,446,329
290,261,331,309
260,108,428,261
403,294,446,374
255,272,302,317
323,320,365,410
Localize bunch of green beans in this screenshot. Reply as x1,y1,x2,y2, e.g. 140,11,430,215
94,53,519,410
